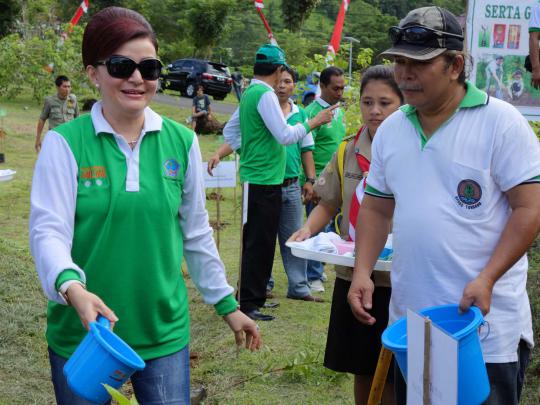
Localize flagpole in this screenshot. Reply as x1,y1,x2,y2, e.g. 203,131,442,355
254,0,278,45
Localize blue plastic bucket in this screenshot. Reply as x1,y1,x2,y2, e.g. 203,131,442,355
64,316,146,404
382,304,489,405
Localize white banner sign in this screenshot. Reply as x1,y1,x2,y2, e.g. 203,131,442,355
201,161,237,188
467,0,540,120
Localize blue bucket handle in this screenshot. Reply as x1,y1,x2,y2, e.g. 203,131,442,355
478,320,490,342
96,315,111,328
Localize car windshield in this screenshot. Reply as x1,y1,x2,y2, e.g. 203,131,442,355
207,63,228,76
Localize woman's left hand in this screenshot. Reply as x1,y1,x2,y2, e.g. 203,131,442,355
223,310,262,351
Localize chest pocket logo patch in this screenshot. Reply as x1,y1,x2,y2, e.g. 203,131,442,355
163,159,180,178
455,179,482,209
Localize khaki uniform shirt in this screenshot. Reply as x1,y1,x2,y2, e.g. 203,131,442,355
314,126,390,287
40,94,79,129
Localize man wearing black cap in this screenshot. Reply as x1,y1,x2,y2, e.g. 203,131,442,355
347,7,540,405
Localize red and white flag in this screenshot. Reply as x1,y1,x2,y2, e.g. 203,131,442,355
69,0,90,29
254,0,264,9
327,0,351,57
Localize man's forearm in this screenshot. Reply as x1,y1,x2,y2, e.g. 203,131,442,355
301,151,316,179
36,119,45,139
529,32,540,69
480,188,540,285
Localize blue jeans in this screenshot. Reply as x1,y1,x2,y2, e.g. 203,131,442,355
305,200,330,282
49,345,190,405
267,181,311,297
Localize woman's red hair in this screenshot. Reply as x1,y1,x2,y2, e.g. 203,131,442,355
82,7,158,67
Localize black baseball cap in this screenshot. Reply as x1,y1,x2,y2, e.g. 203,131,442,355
381,6,464,61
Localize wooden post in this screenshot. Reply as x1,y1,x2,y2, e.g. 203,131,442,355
367,347,393,405
423,317,431,405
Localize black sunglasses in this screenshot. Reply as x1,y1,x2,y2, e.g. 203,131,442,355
96,55,162,81
389,25,464,45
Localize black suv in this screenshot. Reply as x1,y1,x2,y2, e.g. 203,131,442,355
160,59,232,100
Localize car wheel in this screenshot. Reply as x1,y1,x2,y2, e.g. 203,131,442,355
186,83,196,98
303,93,315,107
214,94,226,101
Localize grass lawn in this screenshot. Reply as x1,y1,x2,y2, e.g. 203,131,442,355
0,94,539,404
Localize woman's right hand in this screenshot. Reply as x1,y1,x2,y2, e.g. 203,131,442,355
288,225,312,243
67,283,118,330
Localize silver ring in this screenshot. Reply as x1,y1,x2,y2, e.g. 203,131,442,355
255,324,260,331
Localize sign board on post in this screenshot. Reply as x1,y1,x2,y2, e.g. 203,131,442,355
407,309,458,405
201,161,237,188
467,0,540,120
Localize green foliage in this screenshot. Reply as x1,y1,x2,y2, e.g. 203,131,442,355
0,0,20,38
103,385,139,404
281,0,321,32
0,25,96,103
187,0,234,59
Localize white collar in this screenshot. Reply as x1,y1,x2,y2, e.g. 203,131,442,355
316,97,331,108
90,101,163,136
250,78,275,91
285,99,299,120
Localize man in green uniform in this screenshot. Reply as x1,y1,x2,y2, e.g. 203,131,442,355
303,66,346,292
35,75,79,152
237,44,335,321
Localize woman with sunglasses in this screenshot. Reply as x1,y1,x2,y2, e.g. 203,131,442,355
29,7,260,404
289,65,403,405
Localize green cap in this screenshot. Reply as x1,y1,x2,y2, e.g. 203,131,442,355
255,44,288,67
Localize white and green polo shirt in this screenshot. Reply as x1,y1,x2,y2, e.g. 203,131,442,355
238,79,310,185
304,97,345,177
29,102,237,360
224,99,314,180
529,3,540,32
366,82,540,363
285,103,314,179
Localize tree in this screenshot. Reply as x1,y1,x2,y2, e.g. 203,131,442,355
281,0,321,32
187,0,234,58
0,0,20,38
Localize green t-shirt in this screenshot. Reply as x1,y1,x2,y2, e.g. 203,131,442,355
239,83,286,185
47,114,236,360
304,99,345,176
284,106,313,179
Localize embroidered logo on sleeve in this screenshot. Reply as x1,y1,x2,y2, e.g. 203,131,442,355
455,179,482,209
163,159,180,178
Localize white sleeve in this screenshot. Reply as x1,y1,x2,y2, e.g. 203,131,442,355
491,115,540,192
257,91,308,145
301,132,315,148
29,131,85,304
366,122,394,196
223,108,241,151
530,5,540,30
180,135,234,304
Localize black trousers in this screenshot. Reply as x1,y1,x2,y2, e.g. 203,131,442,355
239,183,282,312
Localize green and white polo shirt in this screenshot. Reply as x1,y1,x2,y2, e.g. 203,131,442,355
529,3,540,32
238,79,310,185
29,102,237,360
285,103,314,179
304,97,345,177
223,98,314,180
366,82,540,363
